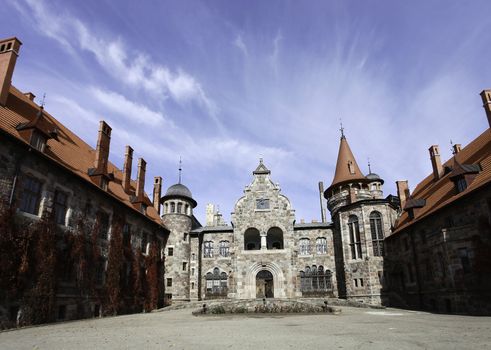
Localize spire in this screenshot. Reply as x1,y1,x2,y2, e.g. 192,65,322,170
178,157,182,184
339,119,345,139
330,134,365,187
367,157,372,173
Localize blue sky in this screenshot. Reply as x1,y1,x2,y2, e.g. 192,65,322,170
2,0,490,224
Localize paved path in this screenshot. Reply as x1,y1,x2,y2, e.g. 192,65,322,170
1,307,490,349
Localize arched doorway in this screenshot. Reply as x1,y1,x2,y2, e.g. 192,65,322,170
256,270,274,298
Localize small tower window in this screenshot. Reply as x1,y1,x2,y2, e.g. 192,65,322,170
348,215,362,259
170,202,176,213
177,202,183,213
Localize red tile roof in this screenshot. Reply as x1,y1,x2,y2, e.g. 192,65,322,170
393,128,491,233
0,85,163,226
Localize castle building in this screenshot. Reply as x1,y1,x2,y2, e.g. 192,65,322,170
384,101,491,315
162,136,399,304
0,37,168,325
1,35,490,324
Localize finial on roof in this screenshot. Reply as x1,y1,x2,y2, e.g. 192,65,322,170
259,157,263,164
339,118,345,139
450,139,455,154
368,157,372,173
178,156,182,184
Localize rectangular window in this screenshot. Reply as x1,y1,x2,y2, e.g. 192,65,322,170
166,278,172,287
98,212,110,240
96,258,106,285
191,282,195,290
19,175,42,215
182,262,187,271
219,240,230,257
123,224,131,246
456,177,467,193
348,219,362,259
204,241,213,258
191,268,195,275
168,247,174,256
141,232,148,254
458,248,471,273
53,190,68,225
30,131,46,152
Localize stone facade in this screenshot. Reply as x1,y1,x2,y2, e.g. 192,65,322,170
0,131,167,323
385,183,491,315
163,157,397,305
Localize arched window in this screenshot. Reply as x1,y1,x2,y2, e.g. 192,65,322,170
170,202,176,213
219,240,230,257
370,211,384,256
177,202,183,213
299,238,311,255
185,204,189,215
348,215,362,259
244,228,261,250
299,265,333,295
316,237,327,254
164,203,168,214
205,268,228,298
267,227,284,249
204,241,214,258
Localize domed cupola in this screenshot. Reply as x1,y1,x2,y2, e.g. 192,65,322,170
161,161,197,216
162,183,197,208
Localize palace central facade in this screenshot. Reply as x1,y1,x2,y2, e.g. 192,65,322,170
162,136,399,305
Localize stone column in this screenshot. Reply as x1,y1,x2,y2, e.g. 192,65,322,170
260,232,267,250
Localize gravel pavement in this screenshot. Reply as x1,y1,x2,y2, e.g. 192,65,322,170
1,307,490,349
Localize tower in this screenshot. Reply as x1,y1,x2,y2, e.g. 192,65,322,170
161,176,197,302
324,130,397,305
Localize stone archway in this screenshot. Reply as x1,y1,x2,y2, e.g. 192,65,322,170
241,262,286,299
256,270,274,298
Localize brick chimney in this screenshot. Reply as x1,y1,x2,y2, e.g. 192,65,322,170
122,145,133,193
396,180,410,209
136,158,146,201
480,89,491,129
0,37,22,106
94,121,112,174
153,176,162,214
429,145,443,180
452,143,461,155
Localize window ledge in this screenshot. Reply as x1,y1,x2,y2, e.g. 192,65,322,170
17,210,41,220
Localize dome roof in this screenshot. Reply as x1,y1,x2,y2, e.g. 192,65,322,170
162,183,197,207
366,172,384,184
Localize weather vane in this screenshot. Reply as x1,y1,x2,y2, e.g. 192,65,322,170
339,117,345,138
40,93,46,108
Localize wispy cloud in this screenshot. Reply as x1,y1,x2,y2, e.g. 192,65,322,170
14,0,219,125
233,34,248,57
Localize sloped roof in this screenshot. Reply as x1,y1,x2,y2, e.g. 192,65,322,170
253,158,271,175
329,136,366,188
162,183,197,208
0,85,163,226
393,129,491,233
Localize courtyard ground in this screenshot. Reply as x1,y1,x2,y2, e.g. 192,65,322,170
0,306,490,349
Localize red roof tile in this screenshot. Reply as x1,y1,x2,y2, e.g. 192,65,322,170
0,85,163,226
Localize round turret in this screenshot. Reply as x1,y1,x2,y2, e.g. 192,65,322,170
161,183,197,216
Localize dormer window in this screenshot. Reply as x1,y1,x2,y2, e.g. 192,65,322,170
455,177,467,193
30,131,47,152
348,160,355,174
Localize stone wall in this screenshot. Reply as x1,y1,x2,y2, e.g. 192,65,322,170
385,184,491,314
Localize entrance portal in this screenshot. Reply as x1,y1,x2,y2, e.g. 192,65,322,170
256,270,274,298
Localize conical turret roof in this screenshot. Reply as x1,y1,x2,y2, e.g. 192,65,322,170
330,135,366,187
